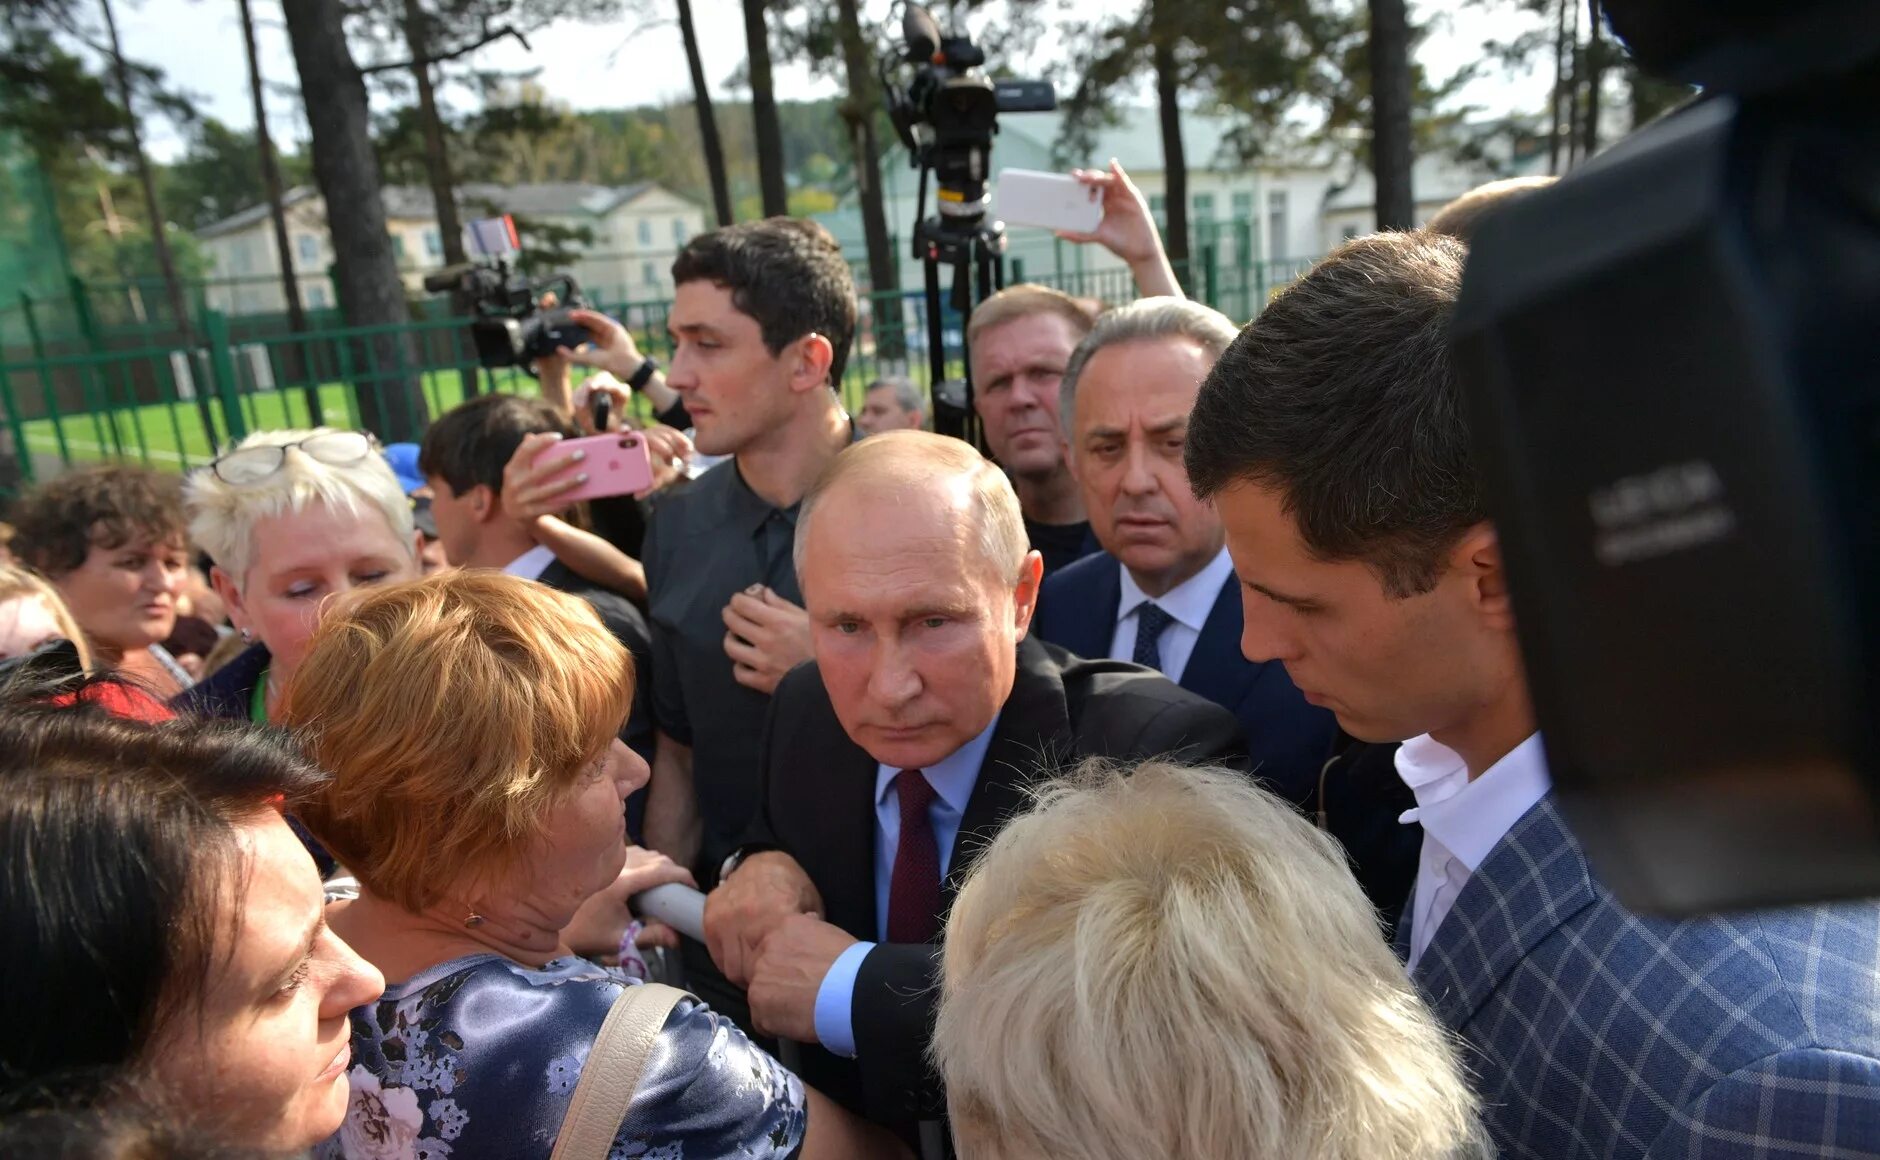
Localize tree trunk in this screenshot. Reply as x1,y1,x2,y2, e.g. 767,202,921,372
1581,0,1605,159
1151,24,1189,281
678,0,734,226
239,0,318,421
1366,0,1415,230
742,0,788,217
99,0,191,343
836,0,902,357
402,0,466,267
283,0,426,442
1549,0,1571,174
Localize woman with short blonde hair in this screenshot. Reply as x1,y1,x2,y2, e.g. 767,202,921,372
177,428,418,726
0,565,93,670
285,572,903,1160
935,761,1488,1160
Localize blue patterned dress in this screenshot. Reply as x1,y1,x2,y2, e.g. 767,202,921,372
316,954,806,1160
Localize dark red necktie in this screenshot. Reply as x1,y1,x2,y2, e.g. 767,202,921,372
887,768,942,944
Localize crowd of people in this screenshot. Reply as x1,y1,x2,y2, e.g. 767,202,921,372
2,158,1878,1160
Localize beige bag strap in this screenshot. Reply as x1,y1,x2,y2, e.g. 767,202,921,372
549,982,692,1160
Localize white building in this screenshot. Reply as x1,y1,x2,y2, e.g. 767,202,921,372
197,182,708,316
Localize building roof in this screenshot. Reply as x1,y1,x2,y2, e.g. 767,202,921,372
198,181,671,239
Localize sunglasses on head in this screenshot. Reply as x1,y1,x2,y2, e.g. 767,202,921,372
208,431,379,485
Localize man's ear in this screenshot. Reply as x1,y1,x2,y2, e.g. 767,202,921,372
210,565,249,637
1453,522,1515,631
1010,550,1045,641
469,483,500,525
788,333,837,395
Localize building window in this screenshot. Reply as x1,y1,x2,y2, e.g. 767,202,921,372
296,234,318,265
642,260,658,286
306,284,329,309
637,219,653,246
1192,193,1216,220
1267,190,1290,262
393,235,406,262
1231,191,1253,221
672,217,687,244
423,228,442,258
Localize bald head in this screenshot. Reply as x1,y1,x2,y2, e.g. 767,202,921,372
795,430,1030,588
794,431,1043,768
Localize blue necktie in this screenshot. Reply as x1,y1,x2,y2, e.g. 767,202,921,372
1133,602,1174,671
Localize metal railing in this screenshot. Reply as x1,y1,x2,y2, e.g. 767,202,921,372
0,251,1314,501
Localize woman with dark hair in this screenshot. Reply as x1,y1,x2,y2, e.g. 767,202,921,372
7,465,194,710
0,699,384,1150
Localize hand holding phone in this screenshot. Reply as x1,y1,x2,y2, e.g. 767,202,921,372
534,431,655,503
994,168,1104,233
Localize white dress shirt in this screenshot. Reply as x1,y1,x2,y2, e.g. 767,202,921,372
1110,547,1235,684
1397,730,1552,970
502,544,557,582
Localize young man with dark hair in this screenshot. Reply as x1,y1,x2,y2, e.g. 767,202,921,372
1186,231,1880,1159
419,392,654,762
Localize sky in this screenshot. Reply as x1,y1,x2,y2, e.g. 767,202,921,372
106,0,1561,163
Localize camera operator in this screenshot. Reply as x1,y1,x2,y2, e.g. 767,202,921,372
1186,230,1880,1159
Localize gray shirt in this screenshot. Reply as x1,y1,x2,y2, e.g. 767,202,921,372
641,457,806,874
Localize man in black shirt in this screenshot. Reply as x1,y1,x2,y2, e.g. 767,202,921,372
966,284,1103,575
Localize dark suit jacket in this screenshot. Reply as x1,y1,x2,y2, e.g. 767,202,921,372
537,560,654,762
1034,551,1337,805
744,635,1245,1128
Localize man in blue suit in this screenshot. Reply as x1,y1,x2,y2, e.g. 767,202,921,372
1033,297,1336,807
1185,231,1880,1159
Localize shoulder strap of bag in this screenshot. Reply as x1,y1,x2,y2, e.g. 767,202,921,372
549,982,693,1160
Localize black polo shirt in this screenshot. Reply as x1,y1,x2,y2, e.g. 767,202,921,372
641,457,809,874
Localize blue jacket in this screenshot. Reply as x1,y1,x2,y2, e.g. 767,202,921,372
1401,794,1880,1159
1033,550,1336,804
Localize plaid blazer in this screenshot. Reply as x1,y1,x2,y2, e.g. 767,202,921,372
1403,794,1880,1159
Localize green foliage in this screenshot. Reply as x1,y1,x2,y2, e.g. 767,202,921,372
160,118,313,232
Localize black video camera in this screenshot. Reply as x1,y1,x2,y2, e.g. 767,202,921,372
422,259,592,370
1453,0,1880,915
883,3,1054,228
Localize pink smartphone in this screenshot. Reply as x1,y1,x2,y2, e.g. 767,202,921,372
536,432,655,502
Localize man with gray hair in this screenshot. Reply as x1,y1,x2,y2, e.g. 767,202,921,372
702,430,1244,1140
1033,297,1337,807
856,375,926,435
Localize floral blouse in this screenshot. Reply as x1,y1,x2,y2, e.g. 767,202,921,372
317,954,807,1160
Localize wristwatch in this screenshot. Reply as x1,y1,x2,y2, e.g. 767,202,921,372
716,843,779,888
627,355,659,391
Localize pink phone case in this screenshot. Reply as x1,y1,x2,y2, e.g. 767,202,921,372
538,432,655,502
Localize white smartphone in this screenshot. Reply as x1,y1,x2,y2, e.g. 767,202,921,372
994,168,1104,234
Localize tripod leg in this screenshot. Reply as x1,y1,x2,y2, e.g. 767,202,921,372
924,255,963,439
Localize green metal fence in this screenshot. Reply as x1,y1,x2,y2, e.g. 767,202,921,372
0,250,1312,503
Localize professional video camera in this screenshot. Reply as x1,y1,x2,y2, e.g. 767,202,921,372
1452,0,1880,915
422,215,592,370
881,3,1054,444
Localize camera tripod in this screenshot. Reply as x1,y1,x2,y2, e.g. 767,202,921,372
915,211,1007,451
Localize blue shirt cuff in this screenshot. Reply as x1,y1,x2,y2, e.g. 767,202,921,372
813,941,875,1059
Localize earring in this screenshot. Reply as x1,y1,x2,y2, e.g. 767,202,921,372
463,913,485,928
240,627,253,643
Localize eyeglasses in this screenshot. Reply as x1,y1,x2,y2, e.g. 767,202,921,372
209,431,378,485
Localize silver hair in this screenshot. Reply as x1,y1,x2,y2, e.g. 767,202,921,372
868,376,925,417
935,759,1491,1160
1057,296,1241,439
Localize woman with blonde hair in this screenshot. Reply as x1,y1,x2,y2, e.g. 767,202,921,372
0,564,93,668
284,572,905,1160
934,760,1490,1160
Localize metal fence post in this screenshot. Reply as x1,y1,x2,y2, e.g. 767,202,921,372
1201,243,1220,311
201,310,249,445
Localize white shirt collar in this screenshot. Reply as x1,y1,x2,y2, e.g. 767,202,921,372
1396,731,1552,873
1116,546,1233,632
502,544,558,582
874,714,1001,817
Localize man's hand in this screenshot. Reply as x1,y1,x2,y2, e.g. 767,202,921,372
563,845,698,960
723,586,813,694
562,308,643,381
704,850,823,987
747,913,858,1044
1056,159,1182,298
571,373,632,434
500,431,586,522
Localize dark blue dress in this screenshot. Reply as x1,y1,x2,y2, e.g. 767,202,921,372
316,954,806,1160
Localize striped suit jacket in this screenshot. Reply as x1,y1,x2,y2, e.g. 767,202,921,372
1403,794,1880,1158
